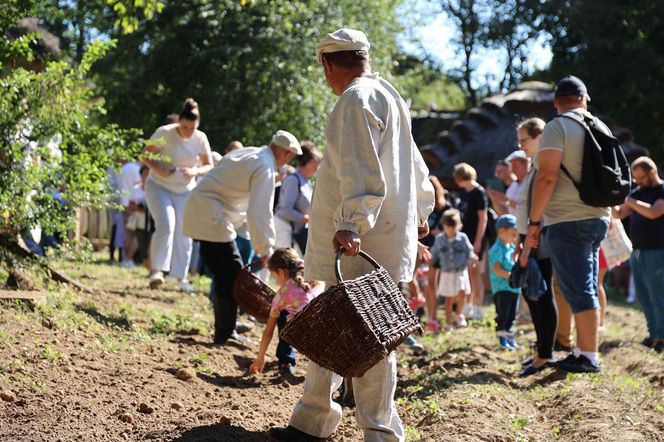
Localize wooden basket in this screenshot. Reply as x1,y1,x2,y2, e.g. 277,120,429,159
280,250,422,377
232,266,276,323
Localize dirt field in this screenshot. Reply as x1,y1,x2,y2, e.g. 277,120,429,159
0,255,662,441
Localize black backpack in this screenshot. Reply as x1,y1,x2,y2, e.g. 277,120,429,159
557,113,631,207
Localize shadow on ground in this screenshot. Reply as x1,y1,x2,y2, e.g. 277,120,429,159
75,303,133,330
169,424,270,441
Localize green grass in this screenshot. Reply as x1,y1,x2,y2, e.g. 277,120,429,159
189,352,209,367
552,426,561,439
404,426,422,441
5,358,29,374
41,344,61,364
32,379,48,396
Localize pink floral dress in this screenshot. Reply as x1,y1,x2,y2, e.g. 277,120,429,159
269,279,322,321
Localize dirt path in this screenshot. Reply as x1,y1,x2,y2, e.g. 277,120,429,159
0,258,662,441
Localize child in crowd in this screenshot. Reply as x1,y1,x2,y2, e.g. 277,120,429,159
488,214,521,350
429,209,475,333
249,248,322,375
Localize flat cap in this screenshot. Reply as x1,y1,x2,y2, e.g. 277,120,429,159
316,28,370,64
270,130,302,155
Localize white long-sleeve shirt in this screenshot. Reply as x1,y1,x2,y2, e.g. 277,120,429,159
182,147,277,256
118,162,141,207
304,73,435,283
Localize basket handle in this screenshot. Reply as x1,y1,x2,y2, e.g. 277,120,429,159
335,249,381,282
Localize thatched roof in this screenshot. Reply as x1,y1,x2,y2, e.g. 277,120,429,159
420,82,649,183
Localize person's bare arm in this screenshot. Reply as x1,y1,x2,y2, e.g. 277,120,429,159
474,210,488,254
612,202,633,219
249,316,278,373
525,149,562,250
492,262,511,279
180,151,214,178
625,197,664,220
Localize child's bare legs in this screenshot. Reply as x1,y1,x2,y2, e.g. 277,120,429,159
426,268,440,330
444,296,455,327
598,267,608,329
469,259,485,315
426,285,438,322
124,231,139,264
456,291,467,325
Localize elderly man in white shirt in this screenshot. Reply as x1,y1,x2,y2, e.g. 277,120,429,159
183,131,301,345
269,29,435,442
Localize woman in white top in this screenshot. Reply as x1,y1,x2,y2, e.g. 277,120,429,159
142,98,213,291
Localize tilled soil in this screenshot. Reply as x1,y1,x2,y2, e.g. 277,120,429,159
0,260,663,441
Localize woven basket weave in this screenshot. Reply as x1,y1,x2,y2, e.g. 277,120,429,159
280,250,422,377
232,266,276,323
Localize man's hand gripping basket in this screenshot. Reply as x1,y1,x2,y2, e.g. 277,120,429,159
280,250,422,377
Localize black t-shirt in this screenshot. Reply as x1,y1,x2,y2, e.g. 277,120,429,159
630,183,664,249
459,186,488,243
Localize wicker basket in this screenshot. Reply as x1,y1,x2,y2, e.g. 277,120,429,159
232,266,276,323
280,250,422,377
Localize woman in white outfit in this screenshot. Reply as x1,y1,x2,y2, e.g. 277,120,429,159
142,98,213,291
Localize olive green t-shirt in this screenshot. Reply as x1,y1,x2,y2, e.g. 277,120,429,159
534,108,611,226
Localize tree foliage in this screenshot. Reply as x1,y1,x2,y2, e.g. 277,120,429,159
0,0,37,69
394,54,466,110
91,0,406,149
435,0,549,104
542,0,664,162
0,3,142,240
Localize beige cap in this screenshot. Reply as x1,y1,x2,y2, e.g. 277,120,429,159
316,28,370,64
270,130,302,155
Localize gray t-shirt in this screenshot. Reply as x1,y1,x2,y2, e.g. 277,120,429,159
534,108,611,226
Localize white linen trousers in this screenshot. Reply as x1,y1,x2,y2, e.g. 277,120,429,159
145,178,192,280
289,304,404,441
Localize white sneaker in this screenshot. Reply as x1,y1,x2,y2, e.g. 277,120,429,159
120,260,136,269
178,280,195,293
470,306,484,320
626,293,636,304
457,314,468,328
149,271,164,289
463,304,474,317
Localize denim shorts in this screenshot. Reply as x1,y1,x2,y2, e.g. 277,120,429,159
546,218,609,313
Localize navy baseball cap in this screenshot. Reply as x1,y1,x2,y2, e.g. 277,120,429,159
554,75,591,101
496,214,517,230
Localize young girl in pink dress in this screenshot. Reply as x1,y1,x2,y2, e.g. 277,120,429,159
249,248,322,375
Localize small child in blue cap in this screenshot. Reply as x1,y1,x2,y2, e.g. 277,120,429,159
488,214,521,350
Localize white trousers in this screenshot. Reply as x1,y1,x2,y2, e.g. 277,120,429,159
289,351,404,441
145,179,192,280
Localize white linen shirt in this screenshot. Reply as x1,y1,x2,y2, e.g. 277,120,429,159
119,162,141,207
304,73,435,284
182,147,277,256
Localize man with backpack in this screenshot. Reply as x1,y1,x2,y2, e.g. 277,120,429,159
525,75,613,373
